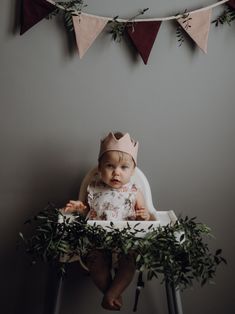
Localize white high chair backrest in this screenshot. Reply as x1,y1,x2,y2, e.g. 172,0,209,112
78,166,158,219
60,167,177,265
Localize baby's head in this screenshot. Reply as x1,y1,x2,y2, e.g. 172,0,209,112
98,132,138,189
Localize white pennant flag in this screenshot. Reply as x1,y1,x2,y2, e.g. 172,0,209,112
73,13,108,59
177,8,212,53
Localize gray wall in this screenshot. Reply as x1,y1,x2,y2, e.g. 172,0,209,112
1,0,234,313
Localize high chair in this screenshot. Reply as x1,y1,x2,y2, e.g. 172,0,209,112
47,167,183,314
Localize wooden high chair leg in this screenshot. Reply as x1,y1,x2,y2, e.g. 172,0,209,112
52,276,63,314
43,264,63,314
173,287,183,314
165,281,176,314
165,281,183,314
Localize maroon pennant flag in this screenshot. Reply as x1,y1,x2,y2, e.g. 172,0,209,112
126,21,162,64
228,0,235,10
20,0,56,35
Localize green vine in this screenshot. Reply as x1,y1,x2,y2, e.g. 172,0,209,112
212,4,235,27
176,10,192,47
19,203,226,288
108,8,149,42
46,0,87,32
47,7,60,19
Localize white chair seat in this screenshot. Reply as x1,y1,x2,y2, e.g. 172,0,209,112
59,167,178,265
78,166,177,227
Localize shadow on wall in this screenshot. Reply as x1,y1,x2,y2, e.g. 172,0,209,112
2,142,90,314
10,143,166,314
10,0,21,35
26,143,88,212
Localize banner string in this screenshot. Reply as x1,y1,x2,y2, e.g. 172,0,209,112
46,0,229,22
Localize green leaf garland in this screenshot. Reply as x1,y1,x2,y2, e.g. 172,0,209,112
212,4,235,26
108,8,149,42
176,10,192,47
19,203,226,289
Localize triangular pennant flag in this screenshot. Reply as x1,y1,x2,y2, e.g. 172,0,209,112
73,14,108,59
20,0,56,35
177,9,212,53
126,21,162,65
228,0,235,10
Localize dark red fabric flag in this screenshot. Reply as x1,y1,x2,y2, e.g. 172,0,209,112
126,21,162,65
228,0,235,10
20,0,56,35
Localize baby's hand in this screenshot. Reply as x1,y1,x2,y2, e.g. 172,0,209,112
135,207,150,221
64,200,86,213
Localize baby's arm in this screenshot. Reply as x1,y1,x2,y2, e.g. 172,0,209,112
64,200,89,216
135,191,156,221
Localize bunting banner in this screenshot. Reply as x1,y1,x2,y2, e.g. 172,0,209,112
19,0,235,65
126,21,162,64
177,9,212,53
20,0,56,35
228,0,235,9
73,13,108,59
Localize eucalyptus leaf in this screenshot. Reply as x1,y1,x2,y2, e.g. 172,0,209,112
19,203,226,287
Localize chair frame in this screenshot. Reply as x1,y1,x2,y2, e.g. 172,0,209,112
45,167,183,314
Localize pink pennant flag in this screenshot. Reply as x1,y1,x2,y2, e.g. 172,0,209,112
228,0,235,9
177,8,212,53
126,21,162,65
73,14,109,59
20,0,56,35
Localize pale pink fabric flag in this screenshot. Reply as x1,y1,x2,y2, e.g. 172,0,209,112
177,8,212,53
73,13,108,59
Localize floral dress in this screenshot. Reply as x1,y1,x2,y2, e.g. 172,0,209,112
87,176,138,221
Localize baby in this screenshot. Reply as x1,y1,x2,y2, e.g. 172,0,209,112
65,132,155,310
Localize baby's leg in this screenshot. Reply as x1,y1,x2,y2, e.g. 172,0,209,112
86,249,112,294
102,253,136,310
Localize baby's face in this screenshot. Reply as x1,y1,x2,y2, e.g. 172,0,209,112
99,151,135,189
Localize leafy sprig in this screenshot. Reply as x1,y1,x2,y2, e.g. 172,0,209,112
46,0,87,32
59,0,87,32
19,203,226,288
212,4,235,27
176,9,192,47
47,7,61,19
109,8,149,42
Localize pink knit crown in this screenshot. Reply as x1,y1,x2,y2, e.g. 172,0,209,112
99,132,139,165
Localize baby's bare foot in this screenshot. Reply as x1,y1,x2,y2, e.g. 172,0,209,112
102,294,122,311
114,295,122,308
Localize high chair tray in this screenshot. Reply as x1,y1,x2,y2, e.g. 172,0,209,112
87,219,161,231
87,210,177,231
61,210,177,229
